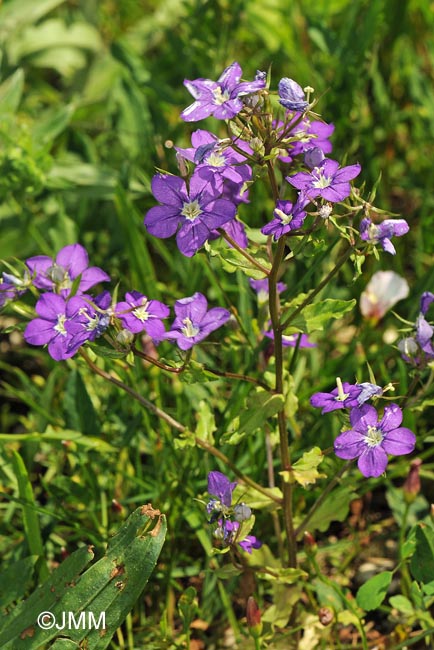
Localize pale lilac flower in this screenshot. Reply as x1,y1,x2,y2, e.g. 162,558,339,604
359,218,409,255
288,159,361,202
175,130,252,191
26,244,110,296
164,292,230,350
278,78,309,112
261,194,309,240
181,62,266,122
334,403,416,477
360,271,409,321
115,291,169,342
144,172,236,257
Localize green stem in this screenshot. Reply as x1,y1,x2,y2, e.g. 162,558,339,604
79,350,282,504
203,365,272,391
217,228,270,276
280,245,354,331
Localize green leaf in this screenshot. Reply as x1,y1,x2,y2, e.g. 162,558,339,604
0,0,67,42
257,566,307,585
0,556,38,609
206,239,270,280
302,486,357,535
356,571,393,611
0,68,24,112
32,104,75,146
232,484,282,511
282,297,356,334
177,359,219,384
178,587,198,633
288,447,326,487
0,506,166,649
195,400,216,444
222,391,285,444
410,524,434,584
389,595,415,616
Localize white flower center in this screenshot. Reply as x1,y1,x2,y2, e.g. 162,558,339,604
367,223,380,241
334,377,349,401
181,317,200,338
132,301,150,322
54,313,67,336
312,171,332,189
275,207,293,225
181,200,202,221
206,151,226,167
47,264,72,290
364,425,383,447
212,86,230,105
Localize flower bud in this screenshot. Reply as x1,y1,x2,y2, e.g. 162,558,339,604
403,458,422,503
318,606,333,626
303,530,317,553
246,596,262,638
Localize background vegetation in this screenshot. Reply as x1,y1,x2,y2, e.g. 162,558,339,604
1,0,433,648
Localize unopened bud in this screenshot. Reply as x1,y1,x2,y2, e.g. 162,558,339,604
246,596,262,638
116,328,134,346
304,531,317,552
111,499,123,514
249,137,265,156
318,606,333,626
403,458,422,503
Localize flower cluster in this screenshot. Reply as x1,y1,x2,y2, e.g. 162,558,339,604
398,291,434,366
310,377,416,477
2,244,231,361
206,471,262,554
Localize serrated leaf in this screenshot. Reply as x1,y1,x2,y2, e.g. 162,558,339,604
283,298,356,334
410,524,434,584
289,447,326,487
356,571,393,611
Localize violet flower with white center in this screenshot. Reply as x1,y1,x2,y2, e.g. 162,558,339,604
334,403,416,478
65,291,112,352
249,278,287,304
180,62,266,122
420,291,434,316
278,116,334,163
115,291,170,342
175,130,252,191
26,244,110,296
24,293,84,361
360,271,409,321
261,194,309,241
278,78,309,112
144,172,236,257
288,159,361,203
359,218,409,255
164,292,230,350
310,378,362,413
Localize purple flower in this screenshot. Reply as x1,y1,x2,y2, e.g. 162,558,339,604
415,314,434,357
26,244,110,296
334,404,416,477
0,270,30,307
355,382,383,406
65,291,112,351
24,293,84,360
261,194,309,240
217,520,262,554
208,471,237,508
359,218,409,255
278,78,309,112
288,159,361,203
310,378,362,413
420,292,434,316
115,291,169,342
180,62,266,122
208,218,248,249
164,292,230,350
176,130,252,191
144,172,236,257
250,278,287,303
304,146,325,169
278,116,334,163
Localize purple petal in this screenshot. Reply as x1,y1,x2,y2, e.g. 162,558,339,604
218,62,242,88
333,163,361,182
24,319,55,345
381,428,416,455
145,205,181,238
349,404,378,431
35,293,67,320
420,292,434,316
213,98,243,120
56,244,88,276
25,256,53,290
79,267,110,291
358,447,388,477
334,429,366,459
151,174,185,206
379,403,403,432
